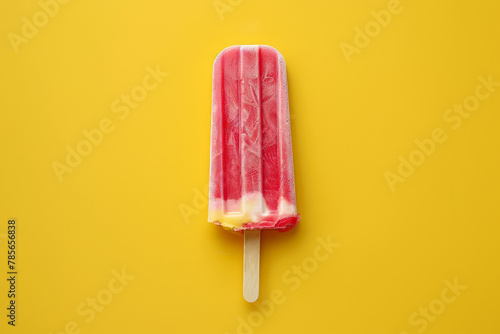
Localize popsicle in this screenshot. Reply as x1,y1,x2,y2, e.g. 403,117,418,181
208,45,300,302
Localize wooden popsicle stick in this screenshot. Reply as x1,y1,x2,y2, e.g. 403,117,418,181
243,230,261,302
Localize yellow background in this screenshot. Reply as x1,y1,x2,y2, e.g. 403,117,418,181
1,0,499,333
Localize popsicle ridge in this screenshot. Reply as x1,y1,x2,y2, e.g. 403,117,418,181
209,45,300,231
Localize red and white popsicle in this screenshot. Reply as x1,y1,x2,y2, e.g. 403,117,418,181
208,45,300,302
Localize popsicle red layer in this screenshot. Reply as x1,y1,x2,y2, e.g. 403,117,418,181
208,45,300,231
